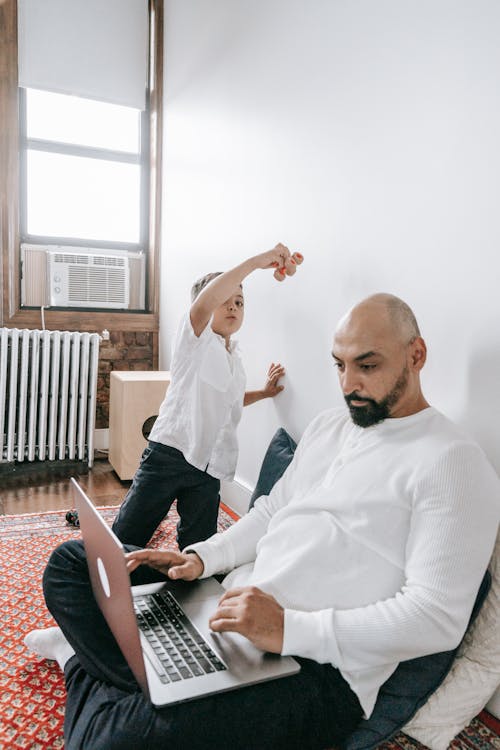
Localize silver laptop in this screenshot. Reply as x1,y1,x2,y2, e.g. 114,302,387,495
71,478,300,706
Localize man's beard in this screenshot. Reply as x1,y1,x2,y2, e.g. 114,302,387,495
345,366,409,428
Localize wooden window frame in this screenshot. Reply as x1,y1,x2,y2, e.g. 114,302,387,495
0,0,163,333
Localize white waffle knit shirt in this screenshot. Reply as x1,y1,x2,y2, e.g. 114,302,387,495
149,313,246,481
188,406,500,717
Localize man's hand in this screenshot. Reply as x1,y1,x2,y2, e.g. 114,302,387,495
125,549,204,580
208,586,284,653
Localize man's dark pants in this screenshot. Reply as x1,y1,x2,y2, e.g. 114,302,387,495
43,540,363,750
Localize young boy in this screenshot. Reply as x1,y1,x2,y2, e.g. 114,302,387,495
111,243,301,550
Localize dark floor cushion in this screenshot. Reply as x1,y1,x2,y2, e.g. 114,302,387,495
248,427,297,510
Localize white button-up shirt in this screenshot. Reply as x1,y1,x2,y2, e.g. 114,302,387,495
149,313,246,480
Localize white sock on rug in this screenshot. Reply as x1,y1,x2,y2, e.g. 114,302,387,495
24,626,75,671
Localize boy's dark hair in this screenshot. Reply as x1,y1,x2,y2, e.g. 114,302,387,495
190,272,222,302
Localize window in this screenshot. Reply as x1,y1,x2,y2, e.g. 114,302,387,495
0,0,163,329
20,89,145,247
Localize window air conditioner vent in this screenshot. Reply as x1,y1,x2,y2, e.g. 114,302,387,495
93,255,125,267
54,253,90,265
49,251,130,309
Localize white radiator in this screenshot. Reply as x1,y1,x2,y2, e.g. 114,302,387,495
0,329,100,468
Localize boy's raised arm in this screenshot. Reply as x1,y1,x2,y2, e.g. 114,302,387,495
190,243,294,337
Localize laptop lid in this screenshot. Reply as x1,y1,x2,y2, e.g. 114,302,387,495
71,477,150,695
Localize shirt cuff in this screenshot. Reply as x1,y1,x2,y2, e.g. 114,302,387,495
183,536,235,579
282,608,342,668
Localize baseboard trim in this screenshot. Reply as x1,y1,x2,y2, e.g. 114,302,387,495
94,429,109,451
0,458,89,485
220,477,252,517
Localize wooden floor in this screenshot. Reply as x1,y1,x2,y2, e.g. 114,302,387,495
0,456,131,516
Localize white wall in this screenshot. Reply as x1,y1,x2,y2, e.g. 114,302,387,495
160,0,500,499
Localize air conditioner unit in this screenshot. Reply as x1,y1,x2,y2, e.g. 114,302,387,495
20,244,146,310
48,250,129,308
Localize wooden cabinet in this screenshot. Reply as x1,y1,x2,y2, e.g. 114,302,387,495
109,371,170,480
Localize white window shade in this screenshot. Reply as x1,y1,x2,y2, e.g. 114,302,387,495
18,0,149,109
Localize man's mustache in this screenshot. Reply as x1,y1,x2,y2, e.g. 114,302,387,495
344,392,378,407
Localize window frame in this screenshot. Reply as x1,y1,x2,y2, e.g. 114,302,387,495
0,0,163,333
19,87,148,253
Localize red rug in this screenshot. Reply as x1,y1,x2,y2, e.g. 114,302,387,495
1,505,498,750
0,502,237,749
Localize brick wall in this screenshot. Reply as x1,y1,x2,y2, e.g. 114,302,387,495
96,331,158,428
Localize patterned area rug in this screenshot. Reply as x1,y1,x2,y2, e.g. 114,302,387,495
0,502,237,750
0,505,499,750
377,711,500,750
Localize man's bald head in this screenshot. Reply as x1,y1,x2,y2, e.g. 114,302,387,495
336,293,420,346
333,293,428,426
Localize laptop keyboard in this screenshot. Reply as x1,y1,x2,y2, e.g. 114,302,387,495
134,589,227,684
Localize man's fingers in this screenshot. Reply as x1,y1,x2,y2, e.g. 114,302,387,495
209,604,237,622
208,587,284,652
210,616,244,634
126,549,176,562
217,586,269,608
168,562,196,580
209,602,243,631
217,589,243,606
125,549,186,573
125,558,140,573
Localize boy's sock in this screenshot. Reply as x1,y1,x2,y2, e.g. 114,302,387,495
24,626,75,671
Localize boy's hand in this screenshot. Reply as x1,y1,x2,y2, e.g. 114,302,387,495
125,549,204,580
253,243,293,271
243,362,285,406
252,243,304,280
263,362,285,397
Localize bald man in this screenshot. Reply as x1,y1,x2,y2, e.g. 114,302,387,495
28,294,499,750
